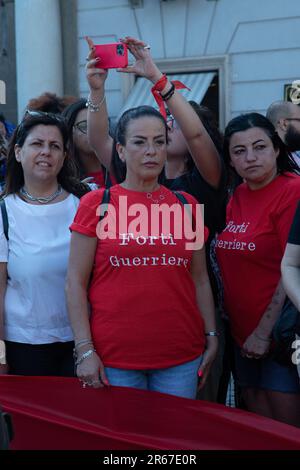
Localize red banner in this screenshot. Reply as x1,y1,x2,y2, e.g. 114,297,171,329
0,375,299,450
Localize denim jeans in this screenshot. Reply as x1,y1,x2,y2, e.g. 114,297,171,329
105,355,203,399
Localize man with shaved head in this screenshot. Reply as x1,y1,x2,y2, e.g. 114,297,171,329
266,101,300,165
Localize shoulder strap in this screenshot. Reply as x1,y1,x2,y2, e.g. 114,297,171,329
173,190,195,232
0,198,8,241
104,167,112,189
99,188,110,222
173,190,188,205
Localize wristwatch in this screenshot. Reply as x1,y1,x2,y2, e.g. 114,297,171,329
0,340,6,365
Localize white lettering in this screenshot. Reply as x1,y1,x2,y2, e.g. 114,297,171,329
136,236,147,245
108,255,189,268
216,238,256,252
110,256,120,267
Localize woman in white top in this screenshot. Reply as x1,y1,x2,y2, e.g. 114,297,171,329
0,111,89,376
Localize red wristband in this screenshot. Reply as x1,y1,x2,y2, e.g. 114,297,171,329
151,75,190,119
151,74,168,92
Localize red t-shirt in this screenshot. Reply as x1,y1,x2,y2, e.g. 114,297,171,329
86,170,106,188
87,170,118,188
70,184,207,369
216,173,300,347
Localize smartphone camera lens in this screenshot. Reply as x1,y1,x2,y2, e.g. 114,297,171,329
117,44,124,56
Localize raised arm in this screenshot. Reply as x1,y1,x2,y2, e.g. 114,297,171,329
85,37,114,171
120,37,222,188
66,231,108,387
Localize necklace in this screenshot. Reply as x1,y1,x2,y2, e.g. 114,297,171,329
20,185,63,204
146,189,166,204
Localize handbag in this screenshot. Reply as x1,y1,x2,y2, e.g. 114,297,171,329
272,298,300,366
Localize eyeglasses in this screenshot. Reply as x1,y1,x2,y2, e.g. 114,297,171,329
73,120,87,134
285,118,300,122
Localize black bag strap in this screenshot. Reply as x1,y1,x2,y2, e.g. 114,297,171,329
99,188,110,222
104,168,112,189
173,190,195,231
173,190,188,205
0,198,8,241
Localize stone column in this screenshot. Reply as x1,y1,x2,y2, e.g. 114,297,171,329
15,0,63,119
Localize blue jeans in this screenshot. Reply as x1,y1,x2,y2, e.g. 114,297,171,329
105,355,203,399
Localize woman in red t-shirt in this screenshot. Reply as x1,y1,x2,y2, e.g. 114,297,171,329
66,105,218,399
216,112,300,426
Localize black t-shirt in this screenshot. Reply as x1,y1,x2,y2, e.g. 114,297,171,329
162,163,227,241
161,163,228,302
288,200,300,245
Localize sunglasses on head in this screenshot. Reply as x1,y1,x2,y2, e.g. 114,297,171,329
23,109,66,123
16,110,66,141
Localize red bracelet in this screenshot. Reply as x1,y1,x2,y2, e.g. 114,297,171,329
151,74,190,119
151,74,168,92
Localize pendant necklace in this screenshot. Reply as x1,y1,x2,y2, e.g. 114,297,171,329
146,189,165,204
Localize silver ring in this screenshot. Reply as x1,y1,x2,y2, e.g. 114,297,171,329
143,45,151,50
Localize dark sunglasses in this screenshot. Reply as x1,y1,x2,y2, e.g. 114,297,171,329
23,109,66,123
73,120,87,134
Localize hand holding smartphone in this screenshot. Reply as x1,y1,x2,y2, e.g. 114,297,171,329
94,42,128,69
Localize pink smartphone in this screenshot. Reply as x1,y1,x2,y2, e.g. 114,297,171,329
94,43,128,69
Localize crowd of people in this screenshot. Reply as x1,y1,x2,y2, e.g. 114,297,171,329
0,36,299,428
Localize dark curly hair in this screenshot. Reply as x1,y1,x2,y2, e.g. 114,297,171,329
27,92,78,115
4,112,89,198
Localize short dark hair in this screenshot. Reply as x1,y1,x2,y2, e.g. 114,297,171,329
115,105,168,145
112,106,168,182
4,112,89,197
223,112,299,175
